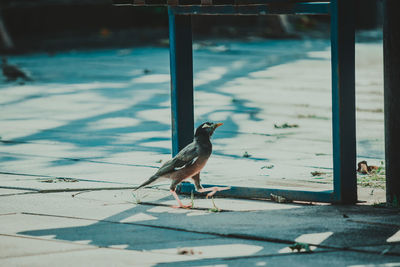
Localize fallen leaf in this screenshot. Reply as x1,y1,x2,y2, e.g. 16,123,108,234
261,165,274,169
274,123,299,129
357,161,379,174
289,242,312,252
270,193,292,203
311,171,326,176
243,151,251,158
40,177,78,183
177,248,195,255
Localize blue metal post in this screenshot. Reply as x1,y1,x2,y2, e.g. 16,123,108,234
168,8,194,156
383,0,400,205
330,0,357,204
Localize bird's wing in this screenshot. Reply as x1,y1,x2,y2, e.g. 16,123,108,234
3,65,29,80
4,66,22,75
154,141,199,177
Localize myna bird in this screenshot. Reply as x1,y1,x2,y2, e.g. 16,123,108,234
1,57,32,82
134,122,230,208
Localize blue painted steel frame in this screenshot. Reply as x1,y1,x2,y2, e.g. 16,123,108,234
171,2,330,15
169,0,357,204
330,0,357,203
169,11,195,156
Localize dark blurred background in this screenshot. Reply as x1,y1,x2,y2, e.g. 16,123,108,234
0,0,382,54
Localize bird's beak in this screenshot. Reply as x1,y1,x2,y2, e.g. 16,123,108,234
214,122,223,128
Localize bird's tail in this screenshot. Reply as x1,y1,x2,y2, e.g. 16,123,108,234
134,175,159,191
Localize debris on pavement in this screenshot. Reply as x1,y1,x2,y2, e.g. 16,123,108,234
311,171,326,176
177,248,202,255
270,193,293,203
357,160,379,174
40,177,78,183
357,161,385,189
261,165,274,169
242,151,251,158
289,242,312,252
274,123,299,129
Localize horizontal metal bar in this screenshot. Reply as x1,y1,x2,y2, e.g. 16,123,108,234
176,182,336,203
113,0,330,6
170,3,329,15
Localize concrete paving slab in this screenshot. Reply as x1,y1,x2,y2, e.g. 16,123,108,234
1,190,396,252
0,190,136,217
0,178,134,192
0,37,391,266
0,188,33,196
0,40,385,196
0,234,95,259
131,236,298,254
133,204,400,250
0,213,100,235
155,250,400,267
0,247,198,267
75,189,302,211
354,244,400,256
0,213,218,251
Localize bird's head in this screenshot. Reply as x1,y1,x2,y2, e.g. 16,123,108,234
195,122,223,138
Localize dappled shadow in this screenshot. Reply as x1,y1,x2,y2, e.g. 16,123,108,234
18,198,400,265
0,39,331,173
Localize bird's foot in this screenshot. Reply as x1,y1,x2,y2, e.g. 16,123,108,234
172,203,193,209
206,186,231,199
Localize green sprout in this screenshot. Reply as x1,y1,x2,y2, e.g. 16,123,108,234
289,242,312,253
132,191,141,204
190,191,195,209
208,197,221,213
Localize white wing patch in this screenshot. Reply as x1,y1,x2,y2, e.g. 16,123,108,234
173,156,199,171
174,165,185,171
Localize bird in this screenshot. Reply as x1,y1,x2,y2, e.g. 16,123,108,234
134,121,230,208
1,57,32,82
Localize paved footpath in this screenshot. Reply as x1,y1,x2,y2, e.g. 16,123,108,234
1,37,398,266
0,188,399,266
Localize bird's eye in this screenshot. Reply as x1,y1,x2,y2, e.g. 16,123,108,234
202,123,211,128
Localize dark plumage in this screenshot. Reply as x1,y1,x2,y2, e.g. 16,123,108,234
135,121,230,208
1,57,32,82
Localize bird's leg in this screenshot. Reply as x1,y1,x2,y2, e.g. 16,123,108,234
197,186,231,199
170,190,192,209
192,174,231,198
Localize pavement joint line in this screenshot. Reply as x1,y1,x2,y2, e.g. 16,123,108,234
0,232,211,256
0,151,159,169
0,232,346,261
136,201,236,212
0,186,139,196
0,171,137,185
347,219,400,228
0,186,39,192
38,187,137,194
0,184,265,207
215,249,337,261
18,212,400,256
0,212,18,216
0,192,40,197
